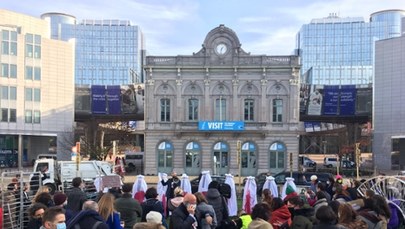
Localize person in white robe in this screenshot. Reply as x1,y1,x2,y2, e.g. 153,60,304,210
180,173,192,194
132,174,148,203
198,170,212,195
262,176,278,198
225,173,237,216
242,176,257,214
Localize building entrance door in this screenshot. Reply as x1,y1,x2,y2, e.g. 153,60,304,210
241,142,257,176
213,142,229,175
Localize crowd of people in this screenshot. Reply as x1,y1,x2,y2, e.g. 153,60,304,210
0,171,403,229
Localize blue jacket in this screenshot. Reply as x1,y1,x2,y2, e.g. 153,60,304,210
106,212,123,229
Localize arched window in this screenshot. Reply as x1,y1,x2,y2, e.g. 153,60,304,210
185,141,201,175
157,141,173,173
269,142,285,169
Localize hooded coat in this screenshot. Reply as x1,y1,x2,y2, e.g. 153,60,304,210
269,204,291,229
291,205,316,229
206,188,229,227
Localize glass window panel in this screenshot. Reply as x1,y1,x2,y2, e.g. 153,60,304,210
25,66,33,80
166,151,173,167
10,42,17,55
10,31,17,41
188,98,198,121
241,152,248,168
160,99,170,122
215,98,226,120
10,64,17,78
272,99,283,122
269,151,277,168
1,108,8,122
221,152,228,167
34,88,41,102
34,67,41,80
25,110,32,123
25,33,33,43
1,64,8,77
25,88,32,101
158,151,165,167
34,110,40,123
34,45,41,58
34,35,41,44
25,44,33,57
2,30,9,40
277,152,285,168
244,99,254,121
1,86,8,99
1,41,9,55
9,87,16,100
185,151,193,167
9,109,16,122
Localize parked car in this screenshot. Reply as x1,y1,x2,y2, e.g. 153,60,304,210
190,175,226,193
324,157,355,168
299,155,317,167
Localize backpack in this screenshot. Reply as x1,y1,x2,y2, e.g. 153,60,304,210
219,183,232,199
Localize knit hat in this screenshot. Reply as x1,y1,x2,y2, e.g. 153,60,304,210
146,211,162,224
286,184,295,195
53,192,67,206
310,175,318,181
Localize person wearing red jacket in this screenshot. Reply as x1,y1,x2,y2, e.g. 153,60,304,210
269,197,292,229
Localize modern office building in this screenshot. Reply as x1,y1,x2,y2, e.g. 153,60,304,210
296,9,405,85
41,12,145,85
143,25,300,176
0,9,75,166
373,17,405,171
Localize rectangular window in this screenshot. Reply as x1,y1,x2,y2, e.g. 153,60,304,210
9,109,16,122
1,41,9,55
34,45,41,58
9,87,16,100
10,64,17,78
25,110,32,123
34,67,41,80
215,98,226,121
188,98,198,121
1,108,8,122
160,98,170,122
25,33,33,43
269,151,277,168
33,110,40,123
272,99,283,122
10,42,17,55
25,66,33,80
34,88,41,102
25,88,32,101
10,31,17,41
1,86,8,99
25,44,33,57
244,99,254,121
1,64,8,77
2,30,9,40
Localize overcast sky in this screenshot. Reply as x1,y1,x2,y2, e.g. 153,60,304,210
2,0,404,56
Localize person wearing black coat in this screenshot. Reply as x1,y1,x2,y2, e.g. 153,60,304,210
170,194,198,229
141,187,167,228
161,171,181,200
205,181,229,228
67,200,109,229
66,177,88,213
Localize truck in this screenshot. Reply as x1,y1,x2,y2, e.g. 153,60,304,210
31,158,121,194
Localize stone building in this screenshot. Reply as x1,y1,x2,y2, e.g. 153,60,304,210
143,25,300,176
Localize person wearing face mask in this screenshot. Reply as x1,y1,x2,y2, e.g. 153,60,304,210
170,193,198,229
66,177,88,213
28,203,48,229
53,192,73,222
40,206,66,229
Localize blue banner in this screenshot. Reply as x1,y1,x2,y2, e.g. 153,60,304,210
107,85,121,114
340,85,356,115
91,85,106,114
198,121,245,131
323,86,339,115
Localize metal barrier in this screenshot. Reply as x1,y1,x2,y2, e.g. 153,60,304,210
358,175,405,221
1,170,42,229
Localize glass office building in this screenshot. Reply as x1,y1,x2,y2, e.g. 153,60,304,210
296,9,405,85
41,13,145,85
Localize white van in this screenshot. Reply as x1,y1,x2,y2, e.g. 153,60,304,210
299,155,317,167
124,151,144,172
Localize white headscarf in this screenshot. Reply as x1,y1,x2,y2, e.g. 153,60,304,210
94,176,103,192
132,175,148,201
262,176,278,198
180,174,192,194
198,170,212,193
281,177,297,200
242,176,257,214
225,174,237,216
157,172,168,201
